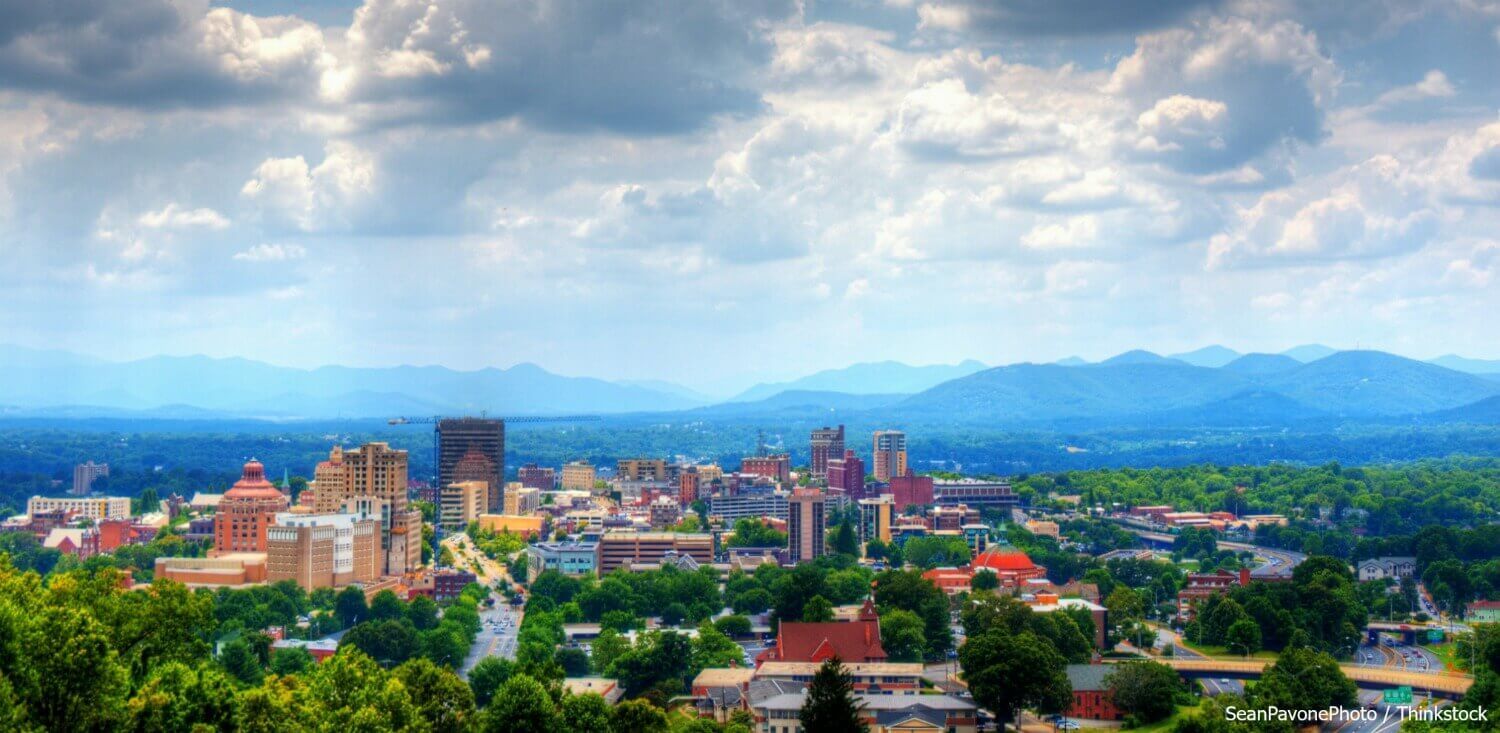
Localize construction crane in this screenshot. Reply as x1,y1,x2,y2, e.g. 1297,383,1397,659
387,414,601,569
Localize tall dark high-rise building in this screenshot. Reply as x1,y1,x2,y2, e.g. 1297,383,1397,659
809,425,844,479
437,418,504,512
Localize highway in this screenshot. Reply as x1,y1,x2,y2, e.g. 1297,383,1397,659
1151,658,1472,698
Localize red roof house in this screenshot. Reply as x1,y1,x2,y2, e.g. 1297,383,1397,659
756,597,887,666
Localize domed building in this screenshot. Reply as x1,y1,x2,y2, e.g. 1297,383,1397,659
213,460,290,555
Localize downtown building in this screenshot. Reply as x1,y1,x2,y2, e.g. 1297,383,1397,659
739,454,791,484
809,425,845,480
266,512,381,589
437,418,504,512
872,431,907,482
826,450,866,498
787,489,827,564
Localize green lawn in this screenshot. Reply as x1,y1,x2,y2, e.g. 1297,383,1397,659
1176,638,1279,660
1423,643,1464,673
1129,704,1202,732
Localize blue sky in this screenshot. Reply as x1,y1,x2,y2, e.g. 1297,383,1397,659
0,0,1497,391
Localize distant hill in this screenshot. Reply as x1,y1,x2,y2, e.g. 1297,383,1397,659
1428,355,1500,375
1169,345,1241,368
1422,395,1500,423
1281,344,1339,362
688,390,909,418
896,362,1249,423
0,345,699,418
730,360,986,402
888,350,1500,426
1222,353,1302,375
1097,350,1187,367
1260,351,1500,416
1054,356,1090,366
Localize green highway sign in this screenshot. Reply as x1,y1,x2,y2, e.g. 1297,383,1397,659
1428,629,1445,643
1384,687,1413,704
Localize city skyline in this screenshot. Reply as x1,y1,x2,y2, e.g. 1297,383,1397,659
1,1,1498,390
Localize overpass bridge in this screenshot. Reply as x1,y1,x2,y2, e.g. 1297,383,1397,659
1366,621,1444,645
1143,658,1473,700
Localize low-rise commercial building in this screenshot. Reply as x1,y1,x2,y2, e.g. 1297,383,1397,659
523,536,600,582
26,495,132,521
440,480,488,529
597,531,713,573
266,512,381,590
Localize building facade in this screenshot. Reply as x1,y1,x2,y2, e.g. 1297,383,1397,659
826,450,865,498
440,481,488,529
597,531,713,573
809,425,845,480
518,464,555,490
787,489,827,564
617,459,669,482
872,431,907,482
561,461,597,491
71,461,110,496
266,512,380,589
26,495,132,521
214,460,290,556
437,418,505,512
740,454,791,484
858,497,894,546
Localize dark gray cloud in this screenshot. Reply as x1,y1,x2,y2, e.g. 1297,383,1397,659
340,0,799,135
919,0,1223,37
0,0,326,107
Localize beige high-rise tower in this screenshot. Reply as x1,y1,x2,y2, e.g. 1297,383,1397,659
787,488,827,565
872,430,907,482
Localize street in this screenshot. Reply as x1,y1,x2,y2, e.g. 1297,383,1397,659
444,531,525,678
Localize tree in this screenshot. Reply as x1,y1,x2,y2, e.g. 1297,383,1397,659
959,630,1072,727
610,699,669,733
874,569,953,659
369,589,405,621
1225,618,1262,657
713,614,752,637
831,520,859,557
468,656,516,707
407,595,440,631
269,646,314,676
592,627,631,675
662,602,688,626
1251,646,1356,713
799,657,867,733
557,647,592,677
341,619,420,667
560,693,614,733
803,595,835,622
692,621,744,672
971,569,999,591
901,536,970,569
334,585,368,628
126,661,240,732
394,658,476,733
879,610,927,663
219,637,265,686
727,518,787,548
483,674,558,733
731,588,772,615
421,625,470,669
299,650,422,731
1105,661,1180,724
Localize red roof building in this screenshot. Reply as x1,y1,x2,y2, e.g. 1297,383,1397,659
757,598,887,666
921,549,1046,594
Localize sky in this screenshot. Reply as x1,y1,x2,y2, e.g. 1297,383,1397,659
0,0,1498,392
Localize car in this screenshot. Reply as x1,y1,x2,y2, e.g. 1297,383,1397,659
1220,679,1232,685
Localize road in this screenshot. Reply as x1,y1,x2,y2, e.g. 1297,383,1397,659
1153,624,1246,696
444,532,525,678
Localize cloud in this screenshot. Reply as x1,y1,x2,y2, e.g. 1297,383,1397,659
137,203,230,230
0,1,329,107
329,0,798,134
889,78,1059,160
915,0,1222,37
240,141,375,231
1208,155,1439,268
1022,216,1098,249
233,243,307,262
1373,69,1455,107
1110,16,1338,173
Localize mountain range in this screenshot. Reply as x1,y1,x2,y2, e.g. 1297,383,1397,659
1,343,1498,427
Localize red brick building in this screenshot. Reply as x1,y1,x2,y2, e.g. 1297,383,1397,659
740,454,791,484
1065,664,1123,720
826,450,865,498
213,460,289,556
756,597,887,666
888,473,934,511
